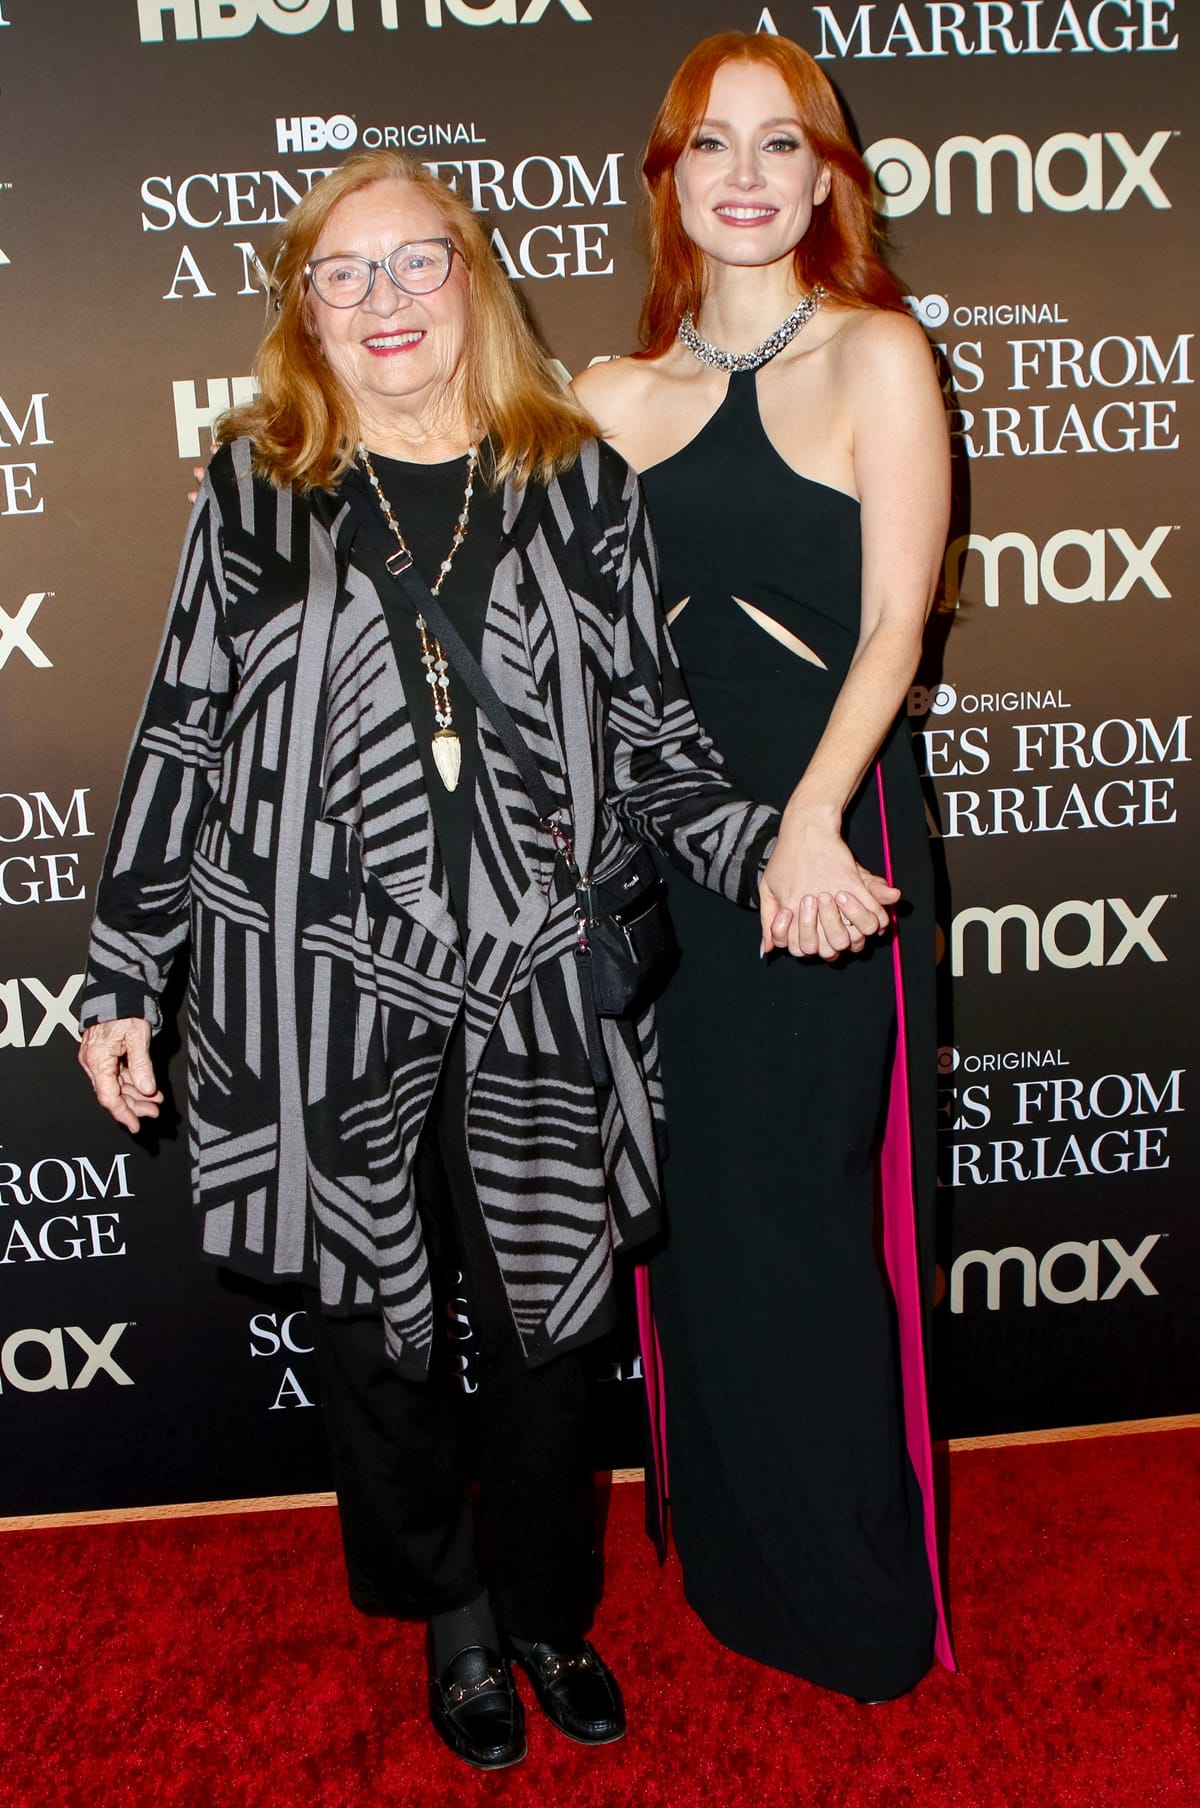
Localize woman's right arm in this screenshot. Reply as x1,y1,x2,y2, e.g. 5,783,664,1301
78,465,236,1125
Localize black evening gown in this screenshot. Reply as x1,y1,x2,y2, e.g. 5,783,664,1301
640,369,950,1700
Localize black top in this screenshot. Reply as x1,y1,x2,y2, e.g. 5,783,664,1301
641,369,862,693
366,450,503,926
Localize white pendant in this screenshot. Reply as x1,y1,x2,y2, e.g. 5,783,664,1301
432,730,462,792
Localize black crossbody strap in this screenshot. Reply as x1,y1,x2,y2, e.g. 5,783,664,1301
391,559,617,1087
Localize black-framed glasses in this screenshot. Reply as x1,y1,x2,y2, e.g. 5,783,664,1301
304,238,458,307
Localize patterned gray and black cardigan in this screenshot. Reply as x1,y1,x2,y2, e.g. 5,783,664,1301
80,434,776,1376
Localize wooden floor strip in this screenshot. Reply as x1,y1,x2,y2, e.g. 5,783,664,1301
0,1492,338,1533
3,1419,1196,1533
942,1411,1200,1453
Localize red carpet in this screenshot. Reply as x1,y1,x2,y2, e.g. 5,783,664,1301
3,1430,1197,1808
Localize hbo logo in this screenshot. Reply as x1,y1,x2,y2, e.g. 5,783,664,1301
908,682,958,718
275,114,357,155
904,293,950,330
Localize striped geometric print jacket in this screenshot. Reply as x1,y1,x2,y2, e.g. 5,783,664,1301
80,434,777,1377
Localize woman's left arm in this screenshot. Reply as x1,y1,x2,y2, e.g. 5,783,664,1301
759,312,950,959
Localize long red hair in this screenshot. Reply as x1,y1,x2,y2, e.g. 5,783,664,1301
638,32,906,358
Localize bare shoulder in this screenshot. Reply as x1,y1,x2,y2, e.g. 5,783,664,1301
571,351,703,470
832,306,939,391
841,309,950,507
572,354,665,435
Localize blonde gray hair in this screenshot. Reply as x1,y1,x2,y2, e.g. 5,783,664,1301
221,150,594,491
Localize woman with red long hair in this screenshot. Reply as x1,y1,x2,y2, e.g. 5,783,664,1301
575,33,954,1699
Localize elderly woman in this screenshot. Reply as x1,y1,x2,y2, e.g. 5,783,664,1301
77,150,778,1770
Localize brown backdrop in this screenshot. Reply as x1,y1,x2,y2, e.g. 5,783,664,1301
0,0,1196,1513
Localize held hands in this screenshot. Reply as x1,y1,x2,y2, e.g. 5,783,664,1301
78,1017,163,1134
758,809,900,961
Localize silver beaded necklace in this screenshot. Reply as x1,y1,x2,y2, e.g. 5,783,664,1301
677,286,826,373
358,441,477,793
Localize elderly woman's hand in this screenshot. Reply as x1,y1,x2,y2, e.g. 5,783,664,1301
79,1017,162,1133
759,811,900,961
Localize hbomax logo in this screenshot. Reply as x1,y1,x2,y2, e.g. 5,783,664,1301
0,1324,134,1392
137,0,592,41
0,974,83,1046
951,895,1170,976
943,525,1174,610
866,129,1173,216
0,593,54,671
948,1235,1161,1312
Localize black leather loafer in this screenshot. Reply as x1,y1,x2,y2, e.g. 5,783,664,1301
427,1640,526,1770
508,1640,626,1745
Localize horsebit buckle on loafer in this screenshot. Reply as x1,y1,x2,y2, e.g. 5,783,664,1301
537,1648,599,1681
446,1666,507,1705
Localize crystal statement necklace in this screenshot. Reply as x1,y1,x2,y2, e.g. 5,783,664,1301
677,286,826,372
358,442,478,792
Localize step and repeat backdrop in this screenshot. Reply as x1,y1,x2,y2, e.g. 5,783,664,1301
1,0,1196,1514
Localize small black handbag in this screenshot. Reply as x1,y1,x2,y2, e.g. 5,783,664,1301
380,548,676,1084
573,842,677,1018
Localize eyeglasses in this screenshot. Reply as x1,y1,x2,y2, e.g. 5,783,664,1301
304,238,458,308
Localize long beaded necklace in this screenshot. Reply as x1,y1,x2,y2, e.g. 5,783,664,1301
358,442,477,793
677,286,826,373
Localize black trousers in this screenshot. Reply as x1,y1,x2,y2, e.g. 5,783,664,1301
306,1024,597,1647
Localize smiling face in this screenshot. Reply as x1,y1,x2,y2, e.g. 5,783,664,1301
673,59,832,274
306,178,471,440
